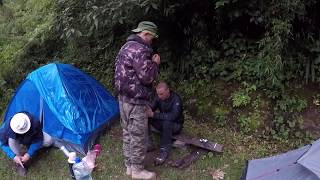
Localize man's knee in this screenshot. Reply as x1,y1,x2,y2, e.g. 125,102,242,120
42,132,53,147
149,124,161,134
162,121,173,130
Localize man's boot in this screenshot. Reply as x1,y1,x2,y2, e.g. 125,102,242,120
14,163,27,176
131,168,156,180
154,147,169,166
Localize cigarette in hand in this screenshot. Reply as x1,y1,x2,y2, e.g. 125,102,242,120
18,160,24,168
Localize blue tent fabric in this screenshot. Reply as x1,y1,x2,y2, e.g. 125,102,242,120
1,63,119,155
243,139,320,180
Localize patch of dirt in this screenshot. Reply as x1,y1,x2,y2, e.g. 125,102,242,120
297,83,320,137
302,104,320,137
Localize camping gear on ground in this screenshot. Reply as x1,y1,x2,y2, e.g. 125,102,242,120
60,146,72,157
82,150,97,169
68,158,77,180
242,139,320,180
60,146,77,180
73,146,100,179
1,63,119,155
172,134,223,153
62,146,97,180
92,144,101,156
168,147,208,169
73,157,93,180
168,134,223,168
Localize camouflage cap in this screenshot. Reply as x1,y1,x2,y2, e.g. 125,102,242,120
132,21,159,38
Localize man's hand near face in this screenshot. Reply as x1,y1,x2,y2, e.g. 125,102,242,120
146,106,154,118
152,54,160,65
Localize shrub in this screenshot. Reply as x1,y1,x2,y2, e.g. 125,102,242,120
231,82,256,107
238,112,261,134
213,106,230,127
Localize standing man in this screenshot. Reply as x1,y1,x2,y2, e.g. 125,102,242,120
114,21,160,180
146,82,184,165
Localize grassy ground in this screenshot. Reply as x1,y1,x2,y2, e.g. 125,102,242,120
0,113,304,180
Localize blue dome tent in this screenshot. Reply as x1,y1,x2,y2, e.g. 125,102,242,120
1,63,119,155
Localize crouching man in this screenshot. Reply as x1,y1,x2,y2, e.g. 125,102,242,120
0,112,52,176
146,82,184,165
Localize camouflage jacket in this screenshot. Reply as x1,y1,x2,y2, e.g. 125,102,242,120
114,34,159,105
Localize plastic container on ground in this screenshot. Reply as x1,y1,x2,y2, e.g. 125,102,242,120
82,150,97,169
60,146,77,180
82,144,101,169
93,144,101,156
72,157,93,180
60,146,70,157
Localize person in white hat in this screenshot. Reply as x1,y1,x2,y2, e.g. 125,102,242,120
0,112,48,176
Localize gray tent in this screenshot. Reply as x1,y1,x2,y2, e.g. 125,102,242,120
243,139,320,180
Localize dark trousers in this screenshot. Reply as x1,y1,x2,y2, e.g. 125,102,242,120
149,119,182,151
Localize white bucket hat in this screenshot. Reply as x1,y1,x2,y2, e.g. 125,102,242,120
10,113,31,134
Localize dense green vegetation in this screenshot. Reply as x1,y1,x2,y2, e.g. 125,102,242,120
1,0,320,148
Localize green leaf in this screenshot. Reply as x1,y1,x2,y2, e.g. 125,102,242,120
94,18,99,29
215,0,229,9
151,3,158,10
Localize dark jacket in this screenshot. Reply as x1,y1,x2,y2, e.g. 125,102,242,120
150,91,184,125
114,34,159,105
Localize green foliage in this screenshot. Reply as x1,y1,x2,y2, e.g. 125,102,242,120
0,78,14,118
43,0,320,93
231,82,256,107
175,79,222,121
238,112,261,134
268,95,308,140
0,0,56,117
0,0,54,63
270,116,290,140
231,91,251,108
236,95,263,134
304,40,320,84
213,106,230,127
275,95,308,113
0,0,55,74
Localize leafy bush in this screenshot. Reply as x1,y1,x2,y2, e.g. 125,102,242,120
275,95,308,113
213,106,230,127
238,112,261,134
269,95,308,140
231,91,251,108
0,78,14,118
231,82,256,107
0,0,57,118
